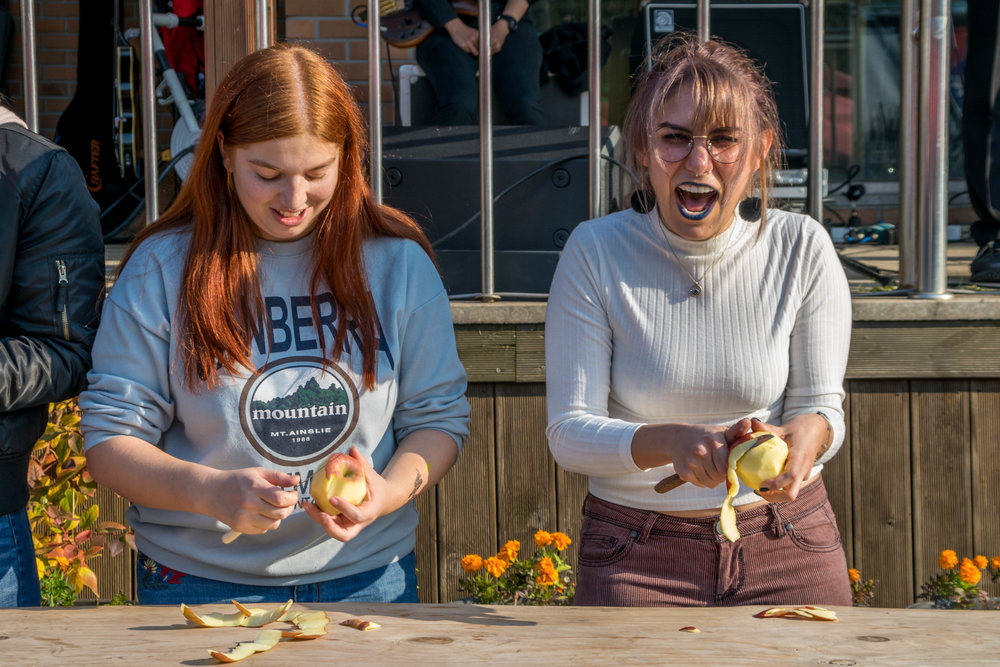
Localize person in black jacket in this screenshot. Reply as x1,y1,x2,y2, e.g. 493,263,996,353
0,104,105,607
964,0,1000,281
413,0,544,125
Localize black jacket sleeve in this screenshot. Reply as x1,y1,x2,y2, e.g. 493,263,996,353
0,134,105,413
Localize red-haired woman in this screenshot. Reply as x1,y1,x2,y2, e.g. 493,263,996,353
545,35,853,606
80,44,470,604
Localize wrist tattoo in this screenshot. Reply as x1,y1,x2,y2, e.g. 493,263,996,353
408,470,424,500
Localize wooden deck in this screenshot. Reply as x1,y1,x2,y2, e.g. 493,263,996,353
82,242,1000,609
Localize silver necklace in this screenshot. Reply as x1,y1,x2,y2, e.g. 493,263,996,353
650,211,736,297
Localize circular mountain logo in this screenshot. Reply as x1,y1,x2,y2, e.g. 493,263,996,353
239,357,360,466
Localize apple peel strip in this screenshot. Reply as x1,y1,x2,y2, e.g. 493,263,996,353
754,606,838,621
209,628,282,663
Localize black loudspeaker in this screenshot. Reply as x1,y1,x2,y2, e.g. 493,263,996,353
381,126,622,297
638,3,810,163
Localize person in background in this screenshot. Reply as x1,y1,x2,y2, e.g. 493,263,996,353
545,34,853,607
0,102,105,607
80,44,470,604
413,0,545,126
963,0,1000,282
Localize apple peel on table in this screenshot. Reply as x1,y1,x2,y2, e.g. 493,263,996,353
754,605,838,621
208,628,282,663
279,610,330,639
719,431,789,542
231,598,294,627
310,452,368,516
181,603,249,628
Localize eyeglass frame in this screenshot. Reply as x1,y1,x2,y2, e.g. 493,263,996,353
653,130,748,165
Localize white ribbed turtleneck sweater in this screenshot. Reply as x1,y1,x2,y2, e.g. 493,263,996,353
545,205,852,512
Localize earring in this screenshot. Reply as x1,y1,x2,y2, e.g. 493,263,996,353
630,189,655,213
738,196,761,222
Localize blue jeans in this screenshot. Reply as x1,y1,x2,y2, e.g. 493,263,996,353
0,508,41,607
136,551,418,605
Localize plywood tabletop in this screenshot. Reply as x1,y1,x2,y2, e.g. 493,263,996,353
2,602,997,666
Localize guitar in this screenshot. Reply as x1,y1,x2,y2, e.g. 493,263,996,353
380,1,477,49
114,30,139,182
55,0,141,239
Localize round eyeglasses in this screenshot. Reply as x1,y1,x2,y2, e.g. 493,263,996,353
655,132,744,164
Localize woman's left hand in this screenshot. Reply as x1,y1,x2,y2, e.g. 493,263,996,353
749,414,829,503
302,446,390,542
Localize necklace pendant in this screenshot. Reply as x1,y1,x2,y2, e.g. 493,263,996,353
689,283,703,296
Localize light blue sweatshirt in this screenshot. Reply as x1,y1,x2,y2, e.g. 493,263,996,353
80,230,470,585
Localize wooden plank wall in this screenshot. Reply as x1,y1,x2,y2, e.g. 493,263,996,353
82,356,1000,609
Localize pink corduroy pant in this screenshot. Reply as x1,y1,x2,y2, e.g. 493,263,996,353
573,478,853,607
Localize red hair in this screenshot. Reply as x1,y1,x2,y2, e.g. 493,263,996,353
121,43,433,390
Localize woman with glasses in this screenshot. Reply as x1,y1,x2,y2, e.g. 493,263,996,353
544,34,852,607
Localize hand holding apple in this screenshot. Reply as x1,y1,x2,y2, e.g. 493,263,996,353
310,451,368,516
719,430,789,542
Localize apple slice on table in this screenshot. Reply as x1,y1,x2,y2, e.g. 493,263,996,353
719,431,789,542
310,452,367,515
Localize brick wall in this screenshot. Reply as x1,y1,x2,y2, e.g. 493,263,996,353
282,0,417,123
3,1,414,143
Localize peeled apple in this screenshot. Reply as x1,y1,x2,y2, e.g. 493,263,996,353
719,431,789,542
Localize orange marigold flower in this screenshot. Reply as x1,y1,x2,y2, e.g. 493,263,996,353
959,558,982,585
535,568,559,587
974,555,989,569
939,549,958,570
497,540,520,562
551,532,572,550
534,530,553,547
460,554,483,573
992,556,1000,570
848,568,861,583
535,556,556,574
484,556,508,578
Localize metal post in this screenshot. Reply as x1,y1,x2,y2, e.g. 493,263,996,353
139,0,159,223
368,1,383,203
18,0,38,132
912,0,952,299
255,0,272,49
897,0,918,289
588,0,601,219
479,9,497,300
807,0,824,223
697,0,710,42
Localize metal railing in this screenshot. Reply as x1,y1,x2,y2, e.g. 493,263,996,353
14,0,955,299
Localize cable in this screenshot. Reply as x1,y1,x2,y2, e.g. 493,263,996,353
430,153,633,248
827,164,860,196
100,145,196,241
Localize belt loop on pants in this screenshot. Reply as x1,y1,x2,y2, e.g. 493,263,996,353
769,503,787,538
635,512,658,545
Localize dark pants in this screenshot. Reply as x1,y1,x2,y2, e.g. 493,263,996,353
964,0,1000,245
574,478,852,607
416,21,545,126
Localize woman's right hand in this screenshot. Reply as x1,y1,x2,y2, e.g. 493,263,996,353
211,467,300,536
632,418,752,488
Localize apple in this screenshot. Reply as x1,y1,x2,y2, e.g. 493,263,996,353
734,431,789,492
309,452,367,516
719,431,789,542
